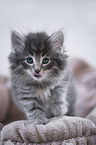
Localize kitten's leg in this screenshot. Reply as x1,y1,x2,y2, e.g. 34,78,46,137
49,92,68,117
50,102,68,117
23,97,49,125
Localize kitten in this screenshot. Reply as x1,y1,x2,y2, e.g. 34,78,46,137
9,30,76,125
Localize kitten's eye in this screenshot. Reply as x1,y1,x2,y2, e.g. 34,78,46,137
42,58,49,64
26,57,33,64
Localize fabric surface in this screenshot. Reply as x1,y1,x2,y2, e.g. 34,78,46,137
1,115,96,145
0,58,96,145
70,58,96,118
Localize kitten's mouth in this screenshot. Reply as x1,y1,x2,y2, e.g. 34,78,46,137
34,73,42,78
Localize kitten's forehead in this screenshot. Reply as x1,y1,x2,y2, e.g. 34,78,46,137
25,32,50,55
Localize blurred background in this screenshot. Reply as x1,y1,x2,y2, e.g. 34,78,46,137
0,0,96,75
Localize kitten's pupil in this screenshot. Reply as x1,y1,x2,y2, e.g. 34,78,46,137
27,57,33,64
42,58,49,64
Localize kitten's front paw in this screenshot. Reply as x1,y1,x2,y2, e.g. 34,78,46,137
51,104,67,116
29,118,49,125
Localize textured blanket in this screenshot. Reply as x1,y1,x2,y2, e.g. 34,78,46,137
1,113,96,145
0,58,96,145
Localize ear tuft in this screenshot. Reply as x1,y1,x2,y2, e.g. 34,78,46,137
49,30,64,52
11,30,25,52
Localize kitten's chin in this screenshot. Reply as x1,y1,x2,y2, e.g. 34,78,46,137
33,73,49,82
33,75,44,81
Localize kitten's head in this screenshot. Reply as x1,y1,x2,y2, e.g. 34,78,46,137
9,30,67,88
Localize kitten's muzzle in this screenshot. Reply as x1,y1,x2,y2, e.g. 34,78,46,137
34,69,41,78
34,73,41,78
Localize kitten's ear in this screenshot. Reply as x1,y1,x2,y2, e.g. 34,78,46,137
49,31,64,52
11,30,25,52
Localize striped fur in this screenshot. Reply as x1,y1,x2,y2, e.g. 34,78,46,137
9,30,76,125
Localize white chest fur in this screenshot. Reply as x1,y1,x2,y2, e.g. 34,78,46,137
34,88,51,101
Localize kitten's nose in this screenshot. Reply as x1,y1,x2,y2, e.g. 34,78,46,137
35,69,41,73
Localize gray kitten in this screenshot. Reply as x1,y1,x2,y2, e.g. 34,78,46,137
9,30,76,125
